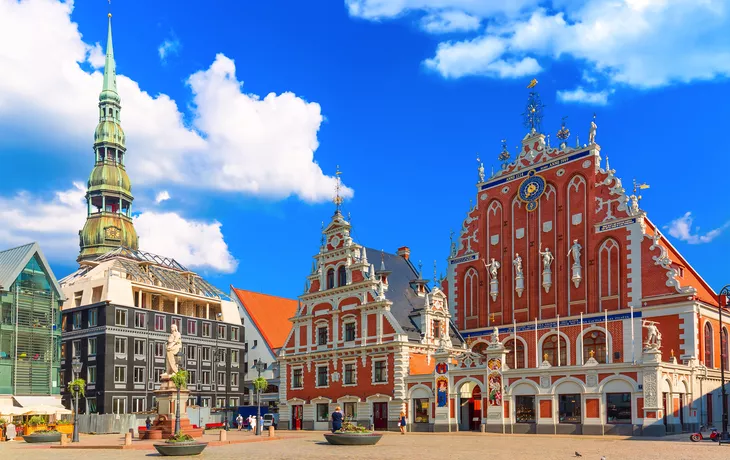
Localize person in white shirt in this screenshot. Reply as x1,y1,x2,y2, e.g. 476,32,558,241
236,414,244,431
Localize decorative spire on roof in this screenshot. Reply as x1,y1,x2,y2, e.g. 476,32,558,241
418,260,423,279
333,165,343,214
101,13,118,102
556,116,570,150
380,250,386,271
498,139,510,168
433,260,438,288
320,221,325,247
522,80,545,135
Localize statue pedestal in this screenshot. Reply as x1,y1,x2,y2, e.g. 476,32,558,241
484,342,508,433
150,377,203,438
640,347,665,437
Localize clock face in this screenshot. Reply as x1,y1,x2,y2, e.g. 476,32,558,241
106,226,121,240
517,170,546,212
330,235,341,248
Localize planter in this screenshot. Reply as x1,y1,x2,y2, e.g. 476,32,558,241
323,433,383,445
140,429,163,440
55,425,74,435
25,424,47,436
153,441,208,456
23,432,62,443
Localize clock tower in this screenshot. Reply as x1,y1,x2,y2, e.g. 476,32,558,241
78,14,138,262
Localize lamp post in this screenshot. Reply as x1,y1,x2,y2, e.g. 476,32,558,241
71,358,82,443
718,286,730,443
254,360,266,436
174,350,185,435
214,313,229,431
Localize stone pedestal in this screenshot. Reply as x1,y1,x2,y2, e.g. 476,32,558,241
641,347,665,437
150,378,204,438
485,340,508,433
433,349,453,432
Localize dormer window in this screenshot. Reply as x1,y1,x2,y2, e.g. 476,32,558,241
326,269,335,290
337,266,347,287
433,320,441,339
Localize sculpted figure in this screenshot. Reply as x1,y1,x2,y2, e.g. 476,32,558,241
164,324,182,377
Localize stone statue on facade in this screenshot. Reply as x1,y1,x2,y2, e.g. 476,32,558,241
538,246,554,293
628,194,640,216
164,324,182,377
490,326,500,344
485,258,501,301
589,120,597,144
642,320,662,350
567,239,583,288
513,253,524,297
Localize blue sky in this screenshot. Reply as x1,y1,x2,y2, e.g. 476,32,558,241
0,0,729,299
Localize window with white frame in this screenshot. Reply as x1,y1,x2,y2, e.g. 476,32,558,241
231,349,239,364
186,345,197,360
87,366,97,384
187,320,197,336
72,311,81,330
317,325,328,346
202,371,211,385
218,348,226,364
134,339,145,356
231,372,239,387
188,370,197,384
87,398,97,413
344,362,357,385
216,397,225,408
217,371,226,386
373,358,387,383
172,317,181,332
202,322,211,337
292,367,303,389
154,342,164,358
230,397,239,407
217,324,226,339
201,397,211,408
316,364,328,387
88,309,98,327
154,368,163,383
231,327,239,341
115,309,127,327
132,397,145,413
155,314,165,331
72,340,80,358
202,346,211,361
115,337,127,354
344,321,356,342
88,337,97,356
114,365,126,383
134,311,146,329
133,366,145,383
112,397,126,414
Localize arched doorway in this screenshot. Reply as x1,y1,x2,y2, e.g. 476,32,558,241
458,381,482,431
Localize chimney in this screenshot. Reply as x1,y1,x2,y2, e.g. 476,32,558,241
396,246,410,260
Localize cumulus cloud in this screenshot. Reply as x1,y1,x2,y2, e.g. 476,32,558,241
347,0,730,92
665,212,730,245
556,87,612,105
421,11,481,33
0,0,351,203
0,183,237,272
158,35,181,62
155,190,171,203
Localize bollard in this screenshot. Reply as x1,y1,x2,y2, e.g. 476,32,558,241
219,430,227,442
124,432,132,446
60,434,69,446
268,426,275,438
480,423,485,433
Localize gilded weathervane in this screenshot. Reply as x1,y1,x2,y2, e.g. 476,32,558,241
522,79,544,134
333,165,343,212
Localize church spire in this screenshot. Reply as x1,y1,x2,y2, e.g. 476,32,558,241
100,14,119,103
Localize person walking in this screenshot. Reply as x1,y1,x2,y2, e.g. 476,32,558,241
145,416,152,431
331,406,344,433
398,411,407,434
236,414,244,431
250,414,257,434
5,421,16,441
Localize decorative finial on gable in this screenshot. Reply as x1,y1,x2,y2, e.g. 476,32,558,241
380,250,386,271
320,221,325,246
498,139,510,168
333,165,343,213
522,81,544,134
418,260,423,279
433,260,438,288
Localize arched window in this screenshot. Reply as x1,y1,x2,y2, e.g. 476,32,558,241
720,327,730,370
705,322,714,368
504,339,526,369
337,266,347,287
582,330,607,364
464,268,479,320
471,342,488,356
542,334,567,367
326,269,335,290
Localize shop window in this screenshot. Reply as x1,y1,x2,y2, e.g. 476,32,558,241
504,339,526,369
413,398,429,423
515,395,535,423
583,330,607,364
316,403,329,422
606,392,632,424
326,269,335,290
344,402,357,420
558,394,581,423
337,265,347,287
705,322,714,368
542,334,567,366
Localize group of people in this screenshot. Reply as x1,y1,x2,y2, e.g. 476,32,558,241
235,414,258,432
330,406,408,434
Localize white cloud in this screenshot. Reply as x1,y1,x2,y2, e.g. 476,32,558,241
134,212,238,273
347,0,730,90
665,212,730,245
557,87,612,105
0,183,237,273
0,0,351,203
155,190,171,203
158,36,181,62
421,10,480,33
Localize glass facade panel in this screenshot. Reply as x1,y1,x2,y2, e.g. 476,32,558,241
317,403,328,422
414,398,429,423
606,393,632,424
558,394,581,423
515,396,535,423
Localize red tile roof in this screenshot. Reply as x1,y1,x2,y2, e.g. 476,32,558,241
231,288,298,352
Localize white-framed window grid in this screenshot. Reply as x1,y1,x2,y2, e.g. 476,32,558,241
114,365,126,383
133,366,145,383
115,308,127,327
343,360,358,386
372,357,388,384
315,363,329,388
291,366,304,389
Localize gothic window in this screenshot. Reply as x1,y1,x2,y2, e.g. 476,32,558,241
582,330,607,364
723,328,729,370
464,268,479,319
705,322,714,368
337,265,347,287
598,239,620,310
542,334,567,366
504,339,526,369
326,269,335,290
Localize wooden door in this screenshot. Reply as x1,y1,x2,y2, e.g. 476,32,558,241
373,402,388,430
293,405,303,430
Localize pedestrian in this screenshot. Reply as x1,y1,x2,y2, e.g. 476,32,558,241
236,414,243,431
246,415,251,431
145,416,152,431
331,406,344,433
5,421,16,441
250,414,257,433
398,411,407,435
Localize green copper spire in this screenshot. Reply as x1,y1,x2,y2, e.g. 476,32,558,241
78,14,137,262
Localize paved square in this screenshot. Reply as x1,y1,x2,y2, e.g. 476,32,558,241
2,432,730,460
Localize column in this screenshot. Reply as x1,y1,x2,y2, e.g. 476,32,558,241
361,311,368,344
376,311,383,344
174,297,178,315
332,311,339,345
641,347,665,436
484,339,509,433
206,303,210,319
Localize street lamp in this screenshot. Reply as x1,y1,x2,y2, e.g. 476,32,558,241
215,312,229,431
254,360,266,436
71,358,82,443
174,350,186,435
718,286,730,443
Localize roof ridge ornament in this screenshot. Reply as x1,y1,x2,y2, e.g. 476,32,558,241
498,139,510,169
557,116,570,150
333,165,343,214
522,79,544,135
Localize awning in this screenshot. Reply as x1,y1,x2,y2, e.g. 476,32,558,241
0,406,26,416
12,396,64,408
23,404,71,416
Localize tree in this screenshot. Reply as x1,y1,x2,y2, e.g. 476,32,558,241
67,378,86,398
253,377,268,393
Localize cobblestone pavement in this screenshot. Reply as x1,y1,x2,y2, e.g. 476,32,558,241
3,431,730,460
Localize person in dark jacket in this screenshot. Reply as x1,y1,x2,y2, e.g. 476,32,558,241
331,406,344,433
145,416,152,431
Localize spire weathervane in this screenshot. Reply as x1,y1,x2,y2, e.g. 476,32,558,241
333,165,343,213
433,261,438,287
498,139,510,168
522,80,544,134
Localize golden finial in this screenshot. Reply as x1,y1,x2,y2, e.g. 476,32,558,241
527,79,538,89
671,349,675,358
333,165,343,211
490,313,495,323
108,13,112,17
589,349,595,358
543,353,549,361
